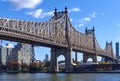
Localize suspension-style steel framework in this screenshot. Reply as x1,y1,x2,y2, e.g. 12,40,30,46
0,8,116,60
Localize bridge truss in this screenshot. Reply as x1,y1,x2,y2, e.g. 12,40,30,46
0,8,116,60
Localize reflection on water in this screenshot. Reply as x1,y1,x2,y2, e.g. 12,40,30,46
0,73,120,81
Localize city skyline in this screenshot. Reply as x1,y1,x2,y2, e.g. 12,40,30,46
0,0,120,61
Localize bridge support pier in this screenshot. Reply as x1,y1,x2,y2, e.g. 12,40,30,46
65,47,73,72
50,48,58,72
50,47,73,72
83,53,97,63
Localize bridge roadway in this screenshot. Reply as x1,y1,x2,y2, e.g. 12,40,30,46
0,8,117,72
0,26,116,61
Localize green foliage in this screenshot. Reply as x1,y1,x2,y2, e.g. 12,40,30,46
7,61,20,71
44,61,50,68
29,62,45,72
21,63,29,70
0,65,7,71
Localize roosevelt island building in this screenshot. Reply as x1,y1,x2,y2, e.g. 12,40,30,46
0,44,13,65
11,43,34,65
0,43,35,65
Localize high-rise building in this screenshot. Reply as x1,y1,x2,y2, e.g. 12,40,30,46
11,43,33,65
0,44,13,65
0,42,34,65
43,54,49,62
116,42,119,59
116,42,120,63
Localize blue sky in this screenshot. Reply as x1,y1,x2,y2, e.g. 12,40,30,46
0,0,120,61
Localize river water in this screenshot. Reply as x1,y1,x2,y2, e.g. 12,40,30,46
0,73,120,81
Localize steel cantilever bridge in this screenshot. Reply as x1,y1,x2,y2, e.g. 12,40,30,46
0,7,116,72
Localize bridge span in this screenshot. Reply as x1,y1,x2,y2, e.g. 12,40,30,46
0,7,116,72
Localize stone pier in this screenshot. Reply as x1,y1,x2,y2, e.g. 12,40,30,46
50,47,73,72
83,53,97,63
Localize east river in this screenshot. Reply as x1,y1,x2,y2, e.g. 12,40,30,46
0,73,120,81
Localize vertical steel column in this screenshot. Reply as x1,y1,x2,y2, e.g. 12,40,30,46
93,27,97,63
54,7,58,39
65,7,73,72
65,6,70,47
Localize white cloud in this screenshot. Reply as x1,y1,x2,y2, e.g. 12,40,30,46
42,11,53,18
117,24,120,26
2,0,43,10
70,18,73,22
82,17,90,22
68,7,81,13
117,37,120,40
78,24,85,27
77,17,90,27
27,9,43,18
101,13,105,16
90,12,96,18
77,12,96,27
26,7,80,19
26,9,53,18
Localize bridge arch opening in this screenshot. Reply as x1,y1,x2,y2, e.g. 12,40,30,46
72,52,83,64
57,55,65,71
87,58,93,63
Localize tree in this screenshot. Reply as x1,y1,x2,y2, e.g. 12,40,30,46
7,61,20,71
29,62,45,72
21,63,29,70
44,61,50,69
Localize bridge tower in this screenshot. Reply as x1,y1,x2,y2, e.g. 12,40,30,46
50,7,73,72
102,41,115,63
83,27,97,63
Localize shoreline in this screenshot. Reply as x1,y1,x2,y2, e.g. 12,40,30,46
0,70,120,74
